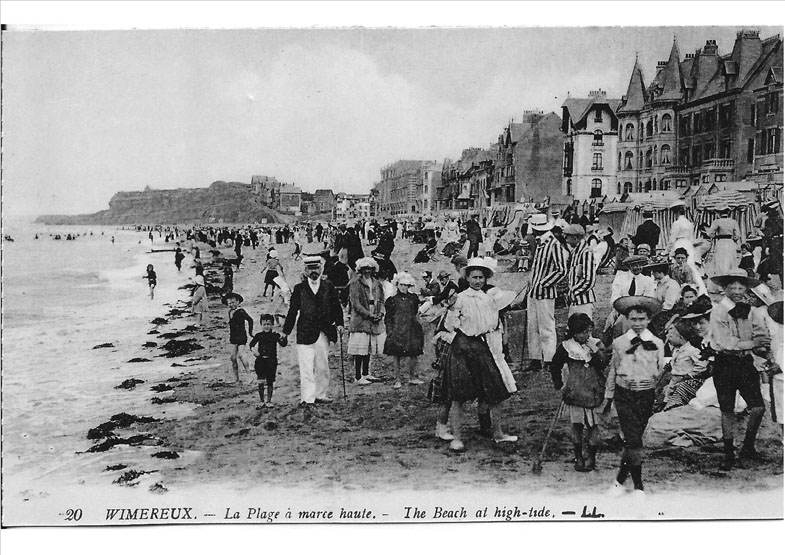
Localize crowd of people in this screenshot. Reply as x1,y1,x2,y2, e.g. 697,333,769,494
146,199,783,499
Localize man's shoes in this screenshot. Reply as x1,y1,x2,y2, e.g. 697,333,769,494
436,423,455,441
315,397,333,404
449,439,465,452
355,377,371,385
493,434,518,444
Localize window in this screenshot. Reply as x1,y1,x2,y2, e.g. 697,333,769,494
592,153,603,169
694,112,702,133
680,115,691,135
748,138,755,163
715,174,727,182
661,113,672,132
653,146,658,166
617,182,622,195
566,179,572,196
593,130,603,144
594,108,603,122
654,115,659,134
693,145,702,166
646,120,653,137
720,138,732,159
644,180,652,192
767,91,780,114
625,151,634,170
663,180,671,190
751,104,757,126
661,144,672,165
645,149,653,168
637,182,643,193
625,123,635,141
591,179,602,198
680,147,690,166
702,175,710,183
624,182,633,193
704,142,715,160
618,151,622,169
639,151,644,168
766,128,780,154
706,108,716,131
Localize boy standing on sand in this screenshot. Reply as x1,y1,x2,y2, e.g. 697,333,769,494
283,256,344,406
249,314,288,407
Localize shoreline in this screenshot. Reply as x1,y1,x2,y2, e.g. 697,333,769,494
79,237,784,503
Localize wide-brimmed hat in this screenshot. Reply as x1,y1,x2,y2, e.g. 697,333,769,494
613,295,662,316
223,292,244,303
451,254,468,266
710,268,760,288
355,257,379,272
529,213,554,232
763,200,780,211
669,199,686,209
750,283,776,305
437,270,451,279
681,295,714,319
392,272,416,288
623,254,649,268
269,250,278,259
671,317,699,344
464,257,497,278
644,259,671,274
563,224,586,236
486,287,517,310
768,300,784,325
193,275,205,286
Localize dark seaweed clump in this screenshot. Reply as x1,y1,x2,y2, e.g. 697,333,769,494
115,378,145,390
160,339,204,358
127,357,152,363
87,412,158,440
151,451,180,459
150,384,174,393
93,343,115,349
113,469,158,486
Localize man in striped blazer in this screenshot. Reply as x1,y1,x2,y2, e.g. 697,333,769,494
564,224,597,319
526,214,569,373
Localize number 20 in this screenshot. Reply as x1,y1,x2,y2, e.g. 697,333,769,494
64,509,82,521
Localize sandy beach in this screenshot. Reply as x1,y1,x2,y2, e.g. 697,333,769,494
72,233,783,506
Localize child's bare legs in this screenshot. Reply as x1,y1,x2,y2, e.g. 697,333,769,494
408,357,423,384
449,401,465,450
266,379,274,404
149,285,155,300
572,423,588,472
490,403,517,442
258,382,266,405
586,425,599,470
229,345,241,383
393,356,402,388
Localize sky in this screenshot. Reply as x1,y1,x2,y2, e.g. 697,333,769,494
2,2,782,216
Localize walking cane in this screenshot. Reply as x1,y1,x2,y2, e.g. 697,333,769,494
531,401,565,474
339,331,347,400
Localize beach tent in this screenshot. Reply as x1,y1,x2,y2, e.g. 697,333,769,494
598,191,684,250
693,190,759,241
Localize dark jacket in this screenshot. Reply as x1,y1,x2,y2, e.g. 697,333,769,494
348,277,385,334
632,219,660,252
283,279,344,345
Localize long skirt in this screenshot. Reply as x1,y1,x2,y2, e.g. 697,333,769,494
442,331,511,406
711,238,739,275
347,331,386,356
614,386,655,450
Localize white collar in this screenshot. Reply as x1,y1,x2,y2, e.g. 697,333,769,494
720,296,736,310
624,328,655,342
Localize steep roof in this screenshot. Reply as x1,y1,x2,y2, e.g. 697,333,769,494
657,40,684,101
618,57,647,113
561,96,621,131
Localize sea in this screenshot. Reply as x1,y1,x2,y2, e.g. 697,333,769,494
2,216,209,524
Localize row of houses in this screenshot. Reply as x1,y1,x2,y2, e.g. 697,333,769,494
250,176,374,219
372,29,783,218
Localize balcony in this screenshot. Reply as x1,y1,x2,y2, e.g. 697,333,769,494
591,141,605,147
591,166,604,171
702,158,734,170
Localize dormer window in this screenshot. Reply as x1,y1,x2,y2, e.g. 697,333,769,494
594,108,603,123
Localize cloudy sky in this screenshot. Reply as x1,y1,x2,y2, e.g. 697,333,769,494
2,3,780,215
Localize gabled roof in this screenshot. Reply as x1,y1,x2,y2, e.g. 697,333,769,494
710,180,759,193
765,66,783,85
561,97,620,130
618,57,647,113
657,40,684,101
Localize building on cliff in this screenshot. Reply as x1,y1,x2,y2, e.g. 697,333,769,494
313,189,336,215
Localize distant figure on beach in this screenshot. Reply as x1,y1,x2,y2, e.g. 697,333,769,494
111,236,115,244
191,275,208,327
149,231,154,244
225,292,253,384
249,313,288,407
283,256,344,406
263,250,284,297
144,264,157,300
174,248,185,272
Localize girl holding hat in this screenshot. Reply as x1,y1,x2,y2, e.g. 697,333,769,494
348,257,386,385
441,257,518,451
384,272,425,389
191,275,208,327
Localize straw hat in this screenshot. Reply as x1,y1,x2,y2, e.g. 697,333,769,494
529,213,554,232
464,257,498,278
223,292,244,303
193,275,205,286
392,272,416,288
612,295,662,316
669,199,686,209
644,259,671,274
355,257,379,272
451,254,468,266
622,254,649,268
750,283,776,305
681,295,714,319
303,255,323,269
710,268,760,288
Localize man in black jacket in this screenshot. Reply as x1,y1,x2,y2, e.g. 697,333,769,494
283,256,344,405
632,208,660,254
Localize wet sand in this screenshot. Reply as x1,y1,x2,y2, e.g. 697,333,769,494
83,234,783,501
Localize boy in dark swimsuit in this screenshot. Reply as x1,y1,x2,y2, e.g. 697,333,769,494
249,314,288,407
226,292,253,384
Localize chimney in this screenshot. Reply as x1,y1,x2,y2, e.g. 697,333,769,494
703,39,718,55
656,60,667,69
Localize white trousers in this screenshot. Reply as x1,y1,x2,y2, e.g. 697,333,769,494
297,332,330,403
568,303,594,320
527,298,557,362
